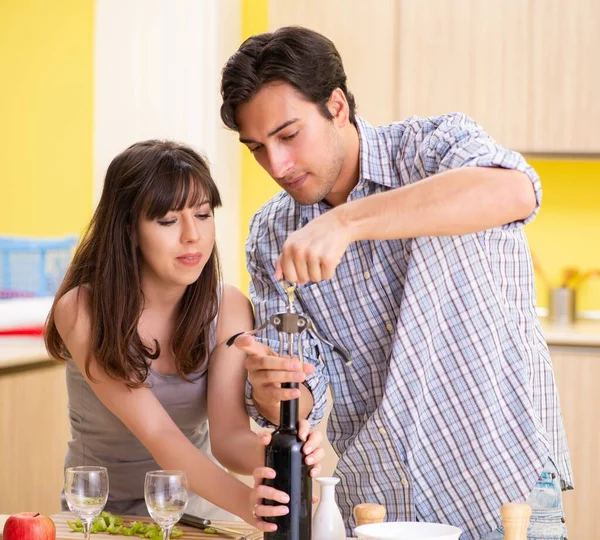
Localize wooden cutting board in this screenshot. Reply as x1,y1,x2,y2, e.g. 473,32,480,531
0,512,262,540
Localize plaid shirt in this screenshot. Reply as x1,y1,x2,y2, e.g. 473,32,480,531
244,114,573,539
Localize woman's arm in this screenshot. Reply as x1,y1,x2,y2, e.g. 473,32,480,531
54,287,260,524
207,284,263,473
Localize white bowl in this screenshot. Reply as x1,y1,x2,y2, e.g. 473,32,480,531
354,521,462,540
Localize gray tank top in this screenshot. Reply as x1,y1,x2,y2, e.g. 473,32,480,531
63,306,237,520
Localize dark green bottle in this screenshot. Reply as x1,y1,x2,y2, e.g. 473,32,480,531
263,381,312,539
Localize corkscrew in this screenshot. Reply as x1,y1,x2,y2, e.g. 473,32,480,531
227,281,351,366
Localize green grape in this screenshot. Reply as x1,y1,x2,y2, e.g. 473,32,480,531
66,512,183,538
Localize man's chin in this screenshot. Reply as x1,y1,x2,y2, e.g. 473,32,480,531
284,188,324,206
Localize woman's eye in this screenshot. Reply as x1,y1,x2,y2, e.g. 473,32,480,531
196,213,212,220
157,219,176,226
282,131,299,141
249,145,262,154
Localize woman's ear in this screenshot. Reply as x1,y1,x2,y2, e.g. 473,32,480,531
127,221,138,250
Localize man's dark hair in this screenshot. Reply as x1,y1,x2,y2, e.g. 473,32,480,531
220,26,357,131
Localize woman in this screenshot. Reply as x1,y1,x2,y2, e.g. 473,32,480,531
45,140,323,532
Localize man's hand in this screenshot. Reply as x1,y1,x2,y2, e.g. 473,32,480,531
275,209,353,284
234,334,315,423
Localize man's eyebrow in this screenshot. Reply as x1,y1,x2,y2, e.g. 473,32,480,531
239,119,300,144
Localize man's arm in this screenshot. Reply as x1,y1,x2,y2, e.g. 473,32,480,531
340,166,536,242
275,113,541,284
244,208,330,428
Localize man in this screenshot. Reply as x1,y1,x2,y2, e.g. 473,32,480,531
220,26,572,539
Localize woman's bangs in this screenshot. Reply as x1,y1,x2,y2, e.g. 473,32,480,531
143,168,210,220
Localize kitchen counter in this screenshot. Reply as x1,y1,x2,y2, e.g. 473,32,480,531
0,513,266,540
0,336,56,371
540,318,600,347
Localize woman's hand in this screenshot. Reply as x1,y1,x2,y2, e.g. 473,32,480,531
257,419,325,477
249,466,290,532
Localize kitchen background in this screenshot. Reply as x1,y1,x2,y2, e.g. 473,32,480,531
0,0,598,538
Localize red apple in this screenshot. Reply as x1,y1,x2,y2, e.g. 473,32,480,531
2,513,56,540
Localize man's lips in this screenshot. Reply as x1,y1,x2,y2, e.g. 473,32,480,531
284,173,308,189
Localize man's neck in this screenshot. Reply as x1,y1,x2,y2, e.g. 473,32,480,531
325,122,361,207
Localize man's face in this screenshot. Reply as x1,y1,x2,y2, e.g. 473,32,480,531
236,82,345,206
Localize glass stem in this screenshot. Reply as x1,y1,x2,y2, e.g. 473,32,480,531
162,525,172,540
83,519,92,540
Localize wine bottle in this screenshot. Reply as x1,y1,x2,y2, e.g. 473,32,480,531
263,381,312,539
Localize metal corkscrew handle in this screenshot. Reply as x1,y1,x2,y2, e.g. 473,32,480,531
272,281,351,366
226,280,351,366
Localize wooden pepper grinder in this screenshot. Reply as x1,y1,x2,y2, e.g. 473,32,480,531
500,502,532,540
353,503,386,527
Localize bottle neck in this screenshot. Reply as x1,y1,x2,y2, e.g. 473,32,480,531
279,395,299,431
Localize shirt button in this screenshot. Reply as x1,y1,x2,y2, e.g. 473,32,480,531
364,271,371,280
378,427,386,436
401,479,409,487
386,322,394,332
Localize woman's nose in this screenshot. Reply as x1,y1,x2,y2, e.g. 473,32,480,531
181,215,200,243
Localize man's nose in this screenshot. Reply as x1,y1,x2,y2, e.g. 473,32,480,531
266,146,293,180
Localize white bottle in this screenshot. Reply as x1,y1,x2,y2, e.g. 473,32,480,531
312,477,346,540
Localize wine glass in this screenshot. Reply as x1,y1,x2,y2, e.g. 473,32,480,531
144,470,188,540
64,466,109,540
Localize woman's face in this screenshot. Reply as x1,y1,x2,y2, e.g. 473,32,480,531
136,197,216,290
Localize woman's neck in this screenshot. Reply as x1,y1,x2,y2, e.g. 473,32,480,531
140,274,186,316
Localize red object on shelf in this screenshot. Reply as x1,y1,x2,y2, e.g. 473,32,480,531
0,327,44,336
0,290,36,299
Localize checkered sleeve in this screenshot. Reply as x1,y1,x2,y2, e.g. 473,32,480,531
405,113,542,227
245,212,329,429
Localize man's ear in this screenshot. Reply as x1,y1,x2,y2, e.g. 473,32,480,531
328,88,350,127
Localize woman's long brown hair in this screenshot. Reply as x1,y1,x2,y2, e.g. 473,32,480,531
45,140,222,387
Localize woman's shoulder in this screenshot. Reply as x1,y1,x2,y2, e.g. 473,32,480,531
215,283,253,344
219,283,252,313
54,285,93,343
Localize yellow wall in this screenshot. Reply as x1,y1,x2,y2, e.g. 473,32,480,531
0,0,94,237
239,0,279,291
526,159,600,313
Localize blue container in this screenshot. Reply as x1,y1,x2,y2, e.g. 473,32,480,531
0,235,78,298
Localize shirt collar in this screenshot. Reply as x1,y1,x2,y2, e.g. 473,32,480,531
355,116,396,189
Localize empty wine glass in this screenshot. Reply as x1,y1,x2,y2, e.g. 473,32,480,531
144,470,188,540
64,466,109,540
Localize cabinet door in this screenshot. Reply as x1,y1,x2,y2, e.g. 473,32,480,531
397,0,531,150
530,0,600,152
0,363,70,514
551,348,600,539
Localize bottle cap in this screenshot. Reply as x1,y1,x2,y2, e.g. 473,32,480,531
353,503,386,526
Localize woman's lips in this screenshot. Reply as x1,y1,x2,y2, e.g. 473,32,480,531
176,253,203,266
